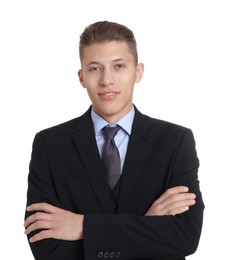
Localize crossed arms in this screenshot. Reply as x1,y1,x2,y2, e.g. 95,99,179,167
24,186,196,243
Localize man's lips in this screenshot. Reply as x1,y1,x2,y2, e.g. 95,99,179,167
98,91,120,99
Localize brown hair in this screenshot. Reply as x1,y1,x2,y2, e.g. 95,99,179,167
79,21,138,64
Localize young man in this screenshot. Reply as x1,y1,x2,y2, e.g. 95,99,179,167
24,21,204,260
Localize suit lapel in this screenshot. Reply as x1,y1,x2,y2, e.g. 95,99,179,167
71,107,154,213
71,109,114,213
118,109,154,212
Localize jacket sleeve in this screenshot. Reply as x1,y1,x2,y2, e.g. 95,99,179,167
25,133,84,260
83,129,204,260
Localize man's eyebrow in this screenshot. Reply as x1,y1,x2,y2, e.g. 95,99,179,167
112,58,128,62
85,61,100,67
85,58,128,67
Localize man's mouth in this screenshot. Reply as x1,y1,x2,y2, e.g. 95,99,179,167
98,91,120,99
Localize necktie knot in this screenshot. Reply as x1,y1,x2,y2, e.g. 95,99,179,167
103,125,121,140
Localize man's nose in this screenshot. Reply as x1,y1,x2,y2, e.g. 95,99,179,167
99,69,114,86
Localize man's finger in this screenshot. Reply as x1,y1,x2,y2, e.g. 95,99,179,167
159,193,196,210
26,202,59,213
154,186,189,205
25,220,51,235
29,229,54,243
168,206,190,216
162,198,196,214
24,212,52,228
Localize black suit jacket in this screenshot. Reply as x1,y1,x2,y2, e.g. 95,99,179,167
25,107,204,260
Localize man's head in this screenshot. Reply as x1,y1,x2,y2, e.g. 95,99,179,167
78,21,144,124
79,21,138,65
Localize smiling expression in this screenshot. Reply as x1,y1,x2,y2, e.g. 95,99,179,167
78,41,144,124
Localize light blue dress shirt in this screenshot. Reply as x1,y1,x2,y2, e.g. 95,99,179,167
91,107,135,173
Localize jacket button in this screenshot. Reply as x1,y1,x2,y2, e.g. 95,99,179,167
98,252,103,258
110,252,115,258
104,252,109,258
116,251,120,258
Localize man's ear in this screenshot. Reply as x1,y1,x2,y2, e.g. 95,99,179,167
78,69,86,88
135,63,144,83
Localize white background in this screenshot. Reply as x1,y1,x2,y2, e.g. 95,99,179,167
0,0,227,259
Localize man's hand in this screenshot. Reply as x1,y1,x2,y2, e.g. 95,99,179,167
145,186,196,216
24,203,84,243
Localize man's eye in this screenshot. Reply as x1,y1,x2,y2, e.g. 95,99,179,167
89,67,101,72
115,64,125,69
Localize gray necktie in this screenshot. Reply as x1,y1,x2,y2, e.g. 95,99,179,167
102,125,121,190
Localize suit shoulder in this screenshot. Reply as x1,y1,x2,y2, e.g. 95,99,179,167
34,108,91,140
141,113,189,132
137,113,197,144
36,116,82,137
138,113,197,149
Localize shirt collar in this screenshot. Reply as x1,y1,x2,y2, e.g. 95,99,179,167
91,106,135,136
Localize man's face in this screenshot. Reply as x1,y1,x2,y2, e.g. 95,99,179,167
78,41,144,124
